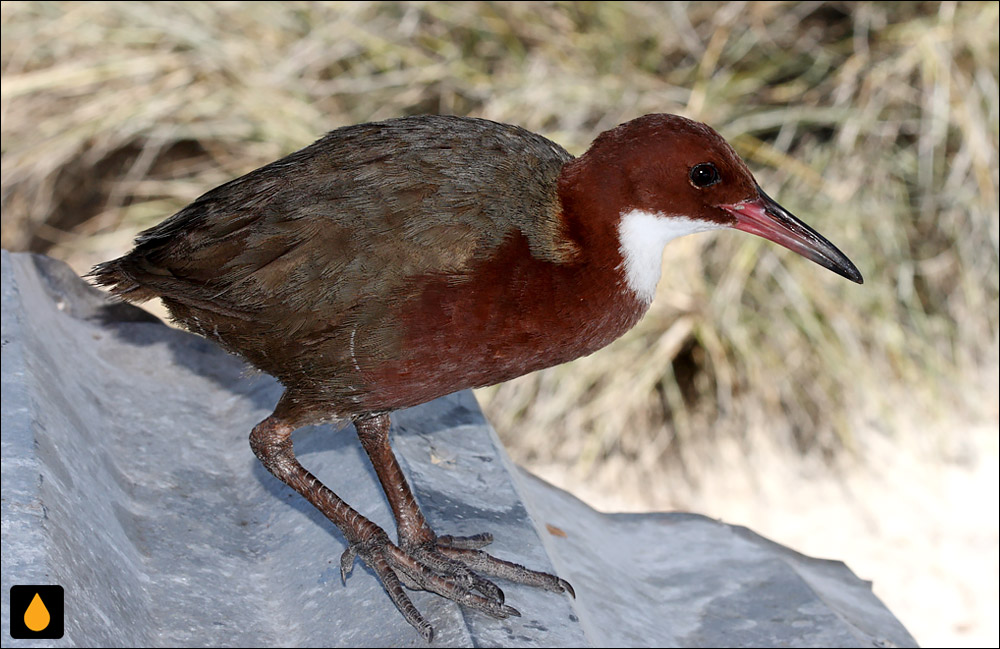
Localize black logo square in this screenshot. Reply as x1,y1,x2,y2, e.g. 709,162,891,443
9,585,64,639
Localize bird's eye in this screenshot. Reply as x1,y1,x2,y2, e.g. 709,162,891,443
689,162,721,188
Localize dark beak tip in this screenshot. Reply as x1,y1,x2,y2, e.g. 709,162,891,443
838,259,864,285
829,259,864,285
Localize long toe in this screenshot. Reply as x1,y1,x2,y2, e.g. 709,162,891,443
435,543,575,598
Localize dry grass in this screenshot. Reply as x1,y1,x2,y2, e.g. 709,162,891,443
2,2,998,645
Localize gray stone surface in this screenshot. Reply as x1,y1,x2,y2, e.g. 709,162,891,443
2,250,917,648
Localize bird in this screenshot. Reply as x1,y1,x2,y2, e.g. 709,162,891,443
90,113,863,640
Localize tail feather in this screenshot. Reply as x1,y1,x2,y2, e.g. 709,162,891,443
88,258,159,303
89,255,258,321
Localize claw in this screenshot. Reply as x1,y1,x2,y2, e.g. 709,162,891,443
474,577,505,604
339,544,357,584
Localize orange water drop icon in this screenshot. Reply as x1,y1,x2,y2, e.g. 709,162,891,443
24,592,51,632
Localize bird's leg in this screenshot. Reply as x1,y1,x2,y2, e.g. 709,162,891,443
249,413,434,639
354,414,575,606
250,400,518,641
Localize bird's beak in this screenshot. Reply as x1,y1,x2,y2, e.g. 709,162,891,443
723,187,863,284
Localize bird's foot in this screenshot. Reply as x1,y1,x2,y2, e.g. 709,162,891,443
339,530,573,641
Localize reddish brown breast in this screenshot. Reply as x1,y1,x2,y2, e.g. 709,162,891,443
360,226,647,412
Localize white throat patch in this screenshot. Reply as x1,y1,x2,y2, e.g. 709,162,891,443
617,209,721,304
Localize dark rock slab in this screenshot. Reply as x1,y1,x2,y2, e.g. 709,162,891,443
1,251,917,647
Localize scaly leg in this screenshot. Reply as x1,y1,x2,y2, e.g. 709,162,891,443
250,399,564,641
352,414,574,615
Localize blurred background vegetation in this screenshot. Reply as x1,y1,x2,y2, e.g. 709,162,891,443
2,2,997,646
